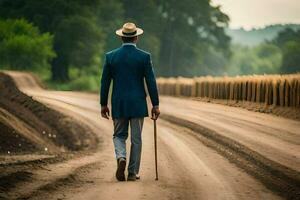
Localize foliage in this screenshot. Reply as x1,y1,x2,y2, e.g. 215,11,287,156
43,67,100,91
281,41,300,74
94,0,125,51
0,0,105,81
228,44,282,75
0,0,231,80
2,0,300,90
197,45,228,76
227,27,300,76
53,15,103,72
0,18,55,70
273,28,300,73
154,0,231,77
227,24,300,46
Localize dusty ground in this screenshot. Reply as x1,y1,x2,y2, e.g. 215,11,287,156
192,97,300,121
1,71,300,200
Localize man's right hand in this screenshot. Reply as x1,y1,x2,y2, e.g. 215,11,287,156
101,106,110,119
151,106,160,120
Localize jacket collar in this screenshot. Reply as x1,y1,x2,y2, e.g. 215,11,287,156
122,43,137,47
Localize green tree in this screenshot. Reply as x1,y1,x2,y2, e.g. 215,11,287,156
121,0,161,66
273,28,300,73
155,0,231,77
253,43,282,74
281,41,300,73
93,0,124,51
228,44,281,75
117,0,231,77
52,15,103,80
0,0,104,81
273,28,299,48
0,0,232,79
0,18,55,70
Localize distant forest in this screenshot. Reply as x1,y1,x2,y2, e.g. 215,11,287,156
227,24,300,46
227,24,300,76
0,1,300,91
0,0,231,89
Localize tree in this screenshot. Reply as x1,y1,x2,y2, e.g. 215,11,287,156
227,44,281,75
253,43,282,74
0,0,232,79
273,28,300,73
121,0,161,66
281,41,300,73
0,0,104,81
93,0,124,51
273,28,299,48
52,15,103,80
155,0,231,77
117,0,231,77
0,18,55,70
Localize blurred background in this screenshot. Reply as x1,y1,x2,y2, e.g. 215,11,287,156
0,0,299,91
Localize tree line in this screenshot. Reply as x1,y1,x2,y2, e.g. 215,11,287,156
0,0,299,88
0,0,230,82
228,28,300,76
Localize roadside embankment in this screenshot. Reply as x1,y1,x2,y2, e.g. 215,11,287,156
0,72,98,154
0,72,99,198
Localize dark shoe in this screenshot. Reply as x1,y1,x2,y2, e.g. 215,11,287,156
127,173,136,181
136,175,140,180
116,158,126,181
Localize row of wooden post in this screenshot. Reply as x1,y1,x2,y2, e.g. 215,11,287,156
157,74,300,107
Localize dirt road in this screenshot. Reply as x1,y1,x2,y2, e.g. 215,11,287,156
4,71,300,199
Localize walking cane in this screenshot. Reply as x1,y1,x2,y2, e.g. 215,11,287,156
154,119,159,181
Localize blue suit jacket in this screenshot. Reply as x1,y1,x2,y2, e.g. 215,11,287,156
100,44,159,119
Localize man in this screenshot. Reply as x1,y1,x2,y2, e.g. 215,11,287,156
100,22,160,182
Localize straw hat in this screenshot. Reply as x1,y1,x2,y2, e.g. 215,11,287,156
116,22,143,37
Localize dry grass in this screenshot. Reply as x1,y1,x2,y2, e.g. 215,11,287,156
157,74,300,107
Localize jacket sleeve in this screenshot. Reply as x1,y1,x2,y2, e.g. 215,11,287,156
100,54,112,106
144,54,159,107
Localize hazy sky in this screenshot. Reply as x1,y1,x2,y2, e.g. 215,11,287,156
211,0,300,30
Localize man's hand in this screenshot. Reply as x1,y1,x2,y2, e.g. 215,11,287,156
151,106,160,120
101,106,110,119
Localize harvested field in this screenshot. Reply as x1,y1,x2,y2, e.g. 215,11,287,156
157,74,300,120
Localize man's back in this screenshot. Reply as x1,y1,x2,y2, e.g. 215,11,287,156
101,44,159,119
109,44,148,99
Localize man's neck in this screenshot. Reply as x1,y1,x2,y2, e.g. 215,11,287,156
122,42,136,47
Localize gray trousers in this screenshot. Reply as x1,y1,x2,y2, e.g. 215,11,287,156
113,118,144,175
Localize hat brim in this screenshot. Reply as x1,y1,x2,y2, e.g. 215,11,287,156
116,28,143,37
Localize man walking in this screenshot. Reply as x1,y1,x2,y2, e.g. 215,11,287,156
100,22,160,181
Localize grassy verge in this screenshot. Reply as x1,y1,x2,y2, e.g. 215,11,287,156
11,67,101,92
44,67,100,92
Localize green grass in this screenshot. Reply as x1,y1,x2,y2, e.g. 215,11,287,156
42,67,101,92
0,66,101,92
44,75,100,92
